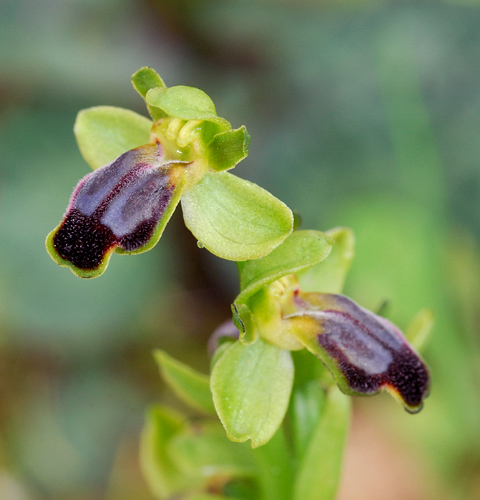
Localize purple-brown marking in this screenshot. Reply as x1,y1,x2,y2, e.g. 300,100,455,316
52,143,179,271
292,293,430,412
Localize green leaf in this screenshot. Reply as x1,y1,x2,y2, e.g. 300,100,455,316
154,350,215,415
181,172,293,261
289,379,326,459
74,106,152,170
298,227,354,294
235,230,333,305
207,126,250,172
211,338,294,448
252,428,293,500
131,66,168,121
405,309,434,351
140,405,189,499
146,85,217,120
293,386,351,500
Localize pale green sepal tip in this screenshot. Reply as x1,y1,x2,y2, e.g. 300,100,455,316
153,350,216,415
181,171,293,261
210,338,294,448
131,66,166,96
207,126,251,172
74,106,152,170
235,230,333,306
146,85,217,120
131,66,168,121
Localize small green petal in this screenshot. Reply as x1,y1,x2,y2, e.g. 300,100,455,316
207,126,251,172
211,338,294,448
74,106,152,170
181,172,293,261
146,85,217,120
153,350,215,415
131,66,168,121
405,309,434,351
298,227,354,294
235,230,333,306
293,387,351,500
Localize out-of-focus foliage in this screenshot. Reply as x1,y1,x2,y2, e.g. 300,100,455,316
1,0,480,499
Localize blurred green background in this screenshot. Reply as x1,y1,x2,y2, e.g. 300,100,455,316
1,0,480,499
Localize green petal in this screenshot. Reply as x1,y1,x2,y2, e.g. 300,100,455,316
131,66,168,121
207,126,251,172
211,338,294,448
74,106,152,170
293,387,351,500
181,172,293,261
235,230,333,305
298,227,354,294
140,405,189,499
146,85,217,120
154,350,216,415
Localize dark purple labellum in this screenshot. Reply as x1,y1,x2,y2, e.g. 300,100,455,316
47,142,185,277
291,293,430,412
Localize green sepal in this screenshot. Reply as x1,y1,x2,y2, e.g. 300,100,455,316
181,172,293,261
210,338,294,448
293,386,351,500
298,227,354,294
131,66,168,121
140,405,189,499
235,230,333,306
153,350,215,415
207,126,251,172
74,106,152,170
405,309,434,351
146,85,217,120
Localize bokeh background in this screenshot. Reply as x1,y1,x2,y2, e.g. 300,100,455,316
1,0,480,499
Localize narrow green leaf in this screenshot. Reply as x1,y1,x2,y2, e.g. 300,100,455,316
146,86,217,120
140,405,189,499
211,338,294,448
235,230,333,305
289,379,326,459
181,172,293,261
74,106,152,170
293,386,351,500
184,495,229,500
298,227,354,294
154,350,215,415
131,66,168,121
252,428,293,500
207,126,250,172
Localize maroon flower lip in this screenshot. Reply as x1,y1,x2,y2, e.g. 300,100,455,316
288,293,430,412
47,142,186,277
